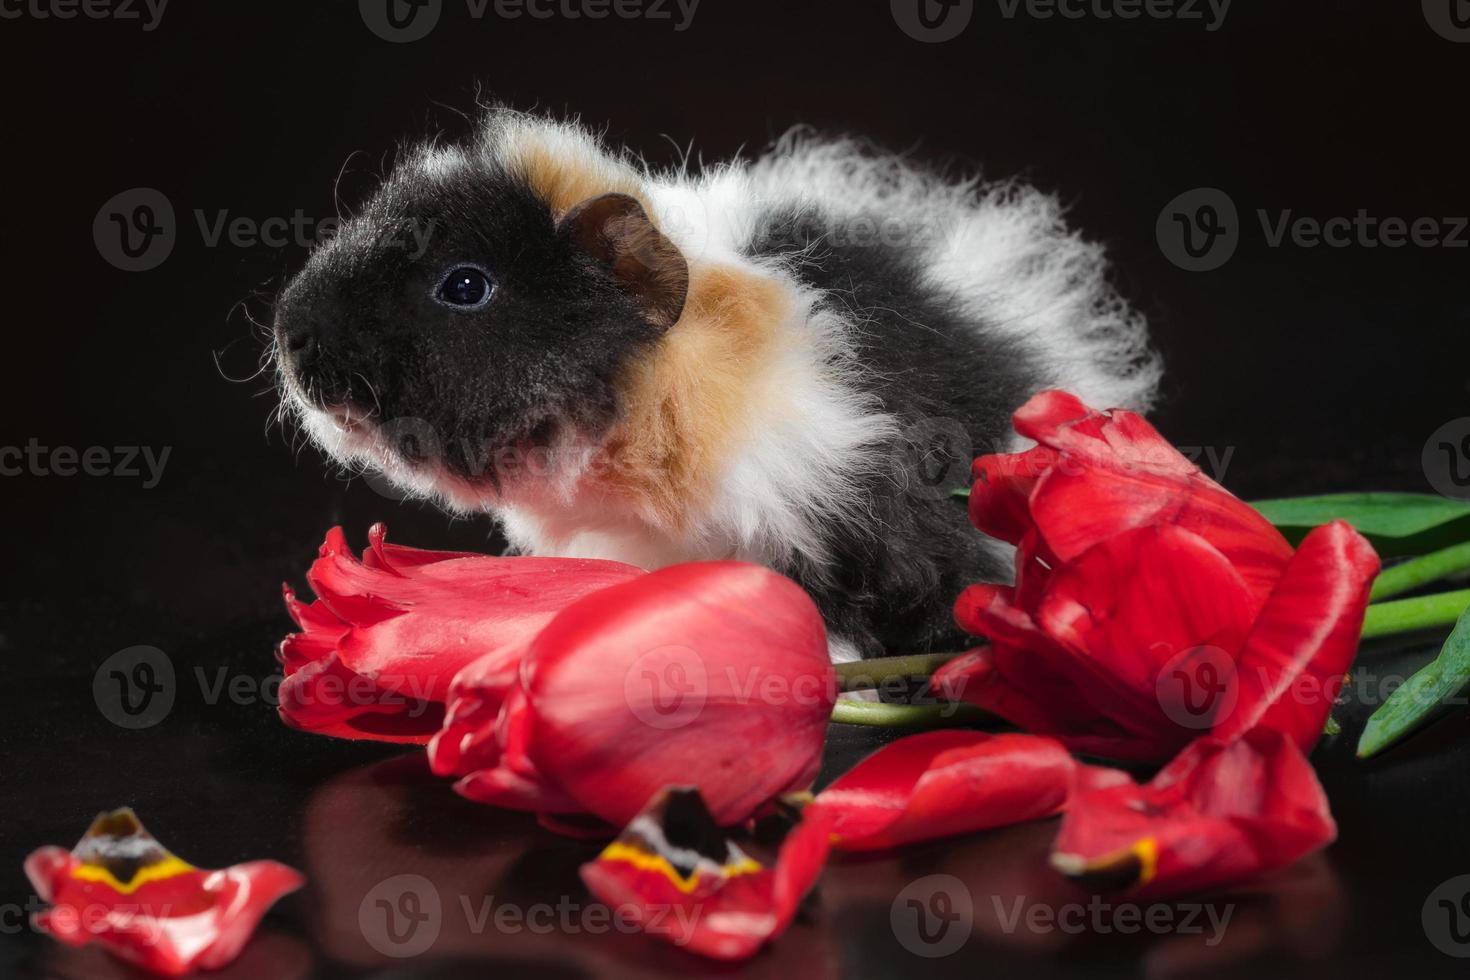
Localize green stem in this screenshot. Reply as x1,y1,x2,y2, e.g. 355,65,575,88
834,652,965,692
1361,589,1470,639
830,700,991,728
1370,542,1470,601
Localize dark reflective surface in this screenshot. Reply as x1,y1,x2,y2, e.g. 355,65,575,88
0,459,1467,979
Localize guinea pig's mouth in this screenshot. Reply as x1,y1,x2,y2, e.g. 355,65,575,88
321,402,373,433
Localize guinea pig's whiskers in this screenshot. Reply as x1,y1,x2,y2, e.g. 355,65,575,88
351,373,384,420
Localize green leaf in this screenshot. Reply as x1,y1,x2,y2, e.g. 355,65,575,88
1358,600,1470,758
1250,493,1470,555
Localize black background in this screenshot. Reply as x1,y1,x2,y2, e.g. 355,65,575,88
2,2,1469,978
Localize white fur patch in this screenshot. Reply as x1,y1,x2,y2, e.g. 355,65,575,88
742,132,1161,423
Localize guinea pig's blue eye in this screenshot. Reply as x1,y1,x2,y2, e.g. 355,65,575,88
435,266,494,309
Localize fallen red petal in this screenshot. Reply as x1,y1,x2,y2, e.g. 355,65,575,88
25,809,303,977
809,730,1128,852
578,787,830,961
1051,728,1336,900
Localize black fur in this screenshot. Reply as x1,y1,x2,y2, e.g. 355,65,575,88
747,207,1044,656
275,160,666,483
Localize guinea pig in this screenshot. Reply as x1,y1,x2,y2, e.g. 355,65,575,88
272,109,1160,661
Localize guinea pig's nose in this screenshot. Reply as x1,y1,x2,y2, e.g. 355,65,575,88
278,318,318,368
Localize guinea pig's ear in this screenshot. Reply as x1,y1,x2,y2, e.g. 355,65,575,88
558,193,689,329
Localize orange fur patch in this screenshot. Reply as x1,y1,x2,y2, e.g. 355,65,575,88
499,128,790,526
602,263,791,525
505,135,646,218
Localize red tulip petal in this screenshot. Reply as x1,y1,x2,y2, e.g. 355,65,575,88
808,731,1128,851
278,525,642,744
969,445,1057,544
281,582,346,635
332,551,644,703
25,809,303,977
455,765,585,814
1213,520,1379,750
948,583,1172,753
950,585,1102,722
447,685,587,813
362,521,476,571
997,391,1295,607
1029,463,1294,608
1038,524,1258,752
518,562,834,828
1051,728,1336,899
1012,390,1194,477
426,642,530,777
305,529,407,627
932,646,1130,753
1009,389,1096,445
276,651,444,744
578,787,830,961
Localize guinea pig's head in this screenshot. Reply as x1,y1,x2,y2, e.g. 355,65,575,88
272,145,688,507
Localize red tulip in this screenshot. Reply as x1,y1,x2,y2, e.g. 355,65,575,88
25,809,303,977
936,390,1380,763
809,730,1129,852
579,787,832,961
1051,727,1336,899
432,561,836,829
277,524,642,743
